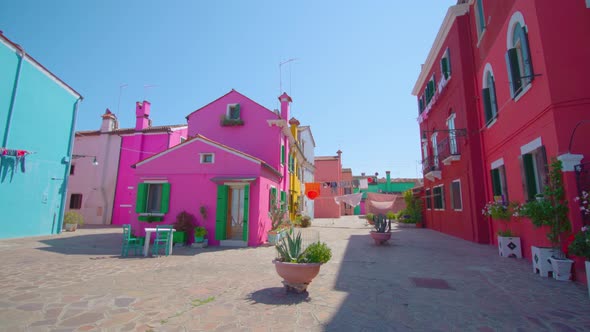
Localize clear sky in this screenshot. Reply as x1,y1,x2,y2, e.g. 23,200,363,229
1,0,455,178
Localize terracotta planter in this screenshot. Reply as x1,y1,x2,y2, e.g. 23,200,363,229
273,260,321,292
370,231,391,245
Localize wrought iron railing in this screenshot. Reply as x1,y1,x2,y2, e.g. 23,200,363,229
437,136,461,162
422,156,440,175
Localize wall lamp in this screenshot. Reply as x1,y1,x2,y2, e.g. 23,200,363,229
72,154,98,166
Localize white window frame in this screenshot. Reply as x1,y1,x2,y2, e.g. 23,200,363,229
226,103,240,120
440,48,451,81
450,179,462,211
433,184,445,211
447,113,457,154
482,63,498,127
476,0,486,39
506,12,532,101
431,132,439,167
200,153,215,164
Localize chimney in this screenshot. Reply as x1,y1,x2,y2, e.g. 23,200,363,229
135,101,151,131
386,171,391,193
100,108,118,132
361,172,365,176
278,93,292,120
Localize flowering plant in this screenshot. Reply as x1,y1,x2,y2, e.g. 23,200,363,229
482,201,521,236
567,226,590,260
574,191,590,216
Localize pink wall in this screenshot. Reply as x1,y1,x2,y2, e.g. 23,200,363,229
112,128,187,225
314,156,343,218
133,138,280,246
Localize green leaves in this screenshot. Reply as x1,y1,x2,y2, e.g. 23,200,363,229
275,232,332,264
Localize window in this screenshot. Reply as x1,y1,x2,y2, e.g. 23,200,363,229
227,104,241,120
476,0,486,36
344,188,352,195
433,185,445,210
70,164,75,175
506,14,534,99
136,182,171,217
440,48,451,80
482,66,498,124
491,164,509,203
280,191,287,209
447,113,457,154
281,145,285,165
431,132,439,167
269,187,277,211
200,153,214,164
288,154,294,173
450,180,462,210
425,188,432,209
70,194,82,209
425,75,436,104
418,95,425,114
520,146,547,201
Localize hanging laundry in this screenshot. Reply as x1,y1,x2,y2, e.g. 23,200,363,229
333,193,363,207
330,182,338,194
359,178,369,189
16,150,26,173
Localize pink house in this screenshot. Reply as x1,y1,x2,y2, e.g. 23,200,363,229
130,90,294,247
314,151,344,218
68,101,187,225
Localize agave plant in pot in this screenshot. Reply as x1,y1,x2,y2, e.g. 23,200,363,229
369,214,391,245
273,232,332,293
520,159,572,280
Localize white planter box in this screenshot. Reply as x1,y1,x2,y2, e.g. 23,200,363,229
498,236,522,258
549,257,573,281
531,246,556,277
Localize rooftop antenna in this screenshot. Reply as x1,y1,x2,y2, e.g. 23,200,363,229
116,84,128,115
279,58,298,95
143,84,158,101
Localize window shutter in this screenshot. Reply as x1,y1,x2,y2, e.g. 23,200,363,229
281,145,285,164
521,29,534,85
215,185,229,240
535,146,548,191
523,153,538,200
135,183,148,213
491,168,502,197
482,88,493,123
243,185,249,242
235,103,241,117
500,165,509,202
489,76,497,116
441,58,449,79
506,48,522,98
160,183,171,214
280,191,287,209
447,49,452,76
270,187,277,207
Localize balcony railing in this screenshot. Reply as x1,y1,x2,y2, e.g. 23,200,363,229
422,156,440,175
437,136,461,164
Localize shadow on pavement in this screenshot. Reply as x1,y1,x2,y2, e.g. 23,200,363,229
246,287,312,305
37,233,122,255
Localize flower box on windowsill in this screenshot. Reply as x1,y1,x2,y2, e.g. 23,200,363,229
220,118,244,127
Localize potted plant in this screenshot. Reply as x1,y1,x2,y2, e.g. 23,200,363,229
299,215,312,228
63,211,84,232
365,213,375,225
386,211,396,222
482,200,522,258
397,190,423,227
520,159,572,280
194,226,207,243
268,203,289,245
567,226,590,296
369,214,391,245
273,232,332,293
173,211,196,245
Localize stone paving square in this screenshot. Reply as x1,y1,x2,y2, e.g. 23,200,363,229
1,216,590,331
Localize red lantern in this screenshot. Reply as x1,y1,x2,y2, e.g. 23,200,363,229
307,190,319,200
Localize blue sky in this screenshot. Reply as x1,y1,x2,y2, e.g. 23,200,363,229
1,0,455,178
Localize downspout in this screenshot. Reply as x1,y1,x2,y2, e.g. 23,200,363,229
2,45,25,147
57,97,83,233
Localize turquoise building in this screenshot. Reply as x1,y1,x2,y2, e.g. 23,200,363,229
0,33,83,239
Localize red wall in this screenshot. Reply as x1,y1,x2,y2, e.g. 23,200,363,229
314,157,342,218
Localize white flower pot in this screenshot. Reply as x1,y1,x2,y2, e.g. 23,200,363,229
498,236,522,258
549,257,573,281
586,261,590,298
531,246,555,277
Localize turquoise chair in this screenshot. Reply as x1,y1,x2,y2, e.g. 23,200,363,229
152,225,173,256
122,224,143,257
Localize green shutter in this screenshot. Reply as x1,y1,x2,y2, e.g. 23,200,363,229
280,191,286,209
270,187,277,207
535,146,548,191
491,169,502,197
523,153,538,200
235,103,241,117
482,88,493,123
281,145,285,164
446,49,451,76
136,183,148,213
506,48,522,97
243,185,249,242
441,58,449,79
160,183,171,214
521,29,533,85
215,185,229,240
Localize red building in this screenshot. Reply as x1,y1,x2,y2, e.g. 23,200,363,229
414,0,590,283
314,151,344,218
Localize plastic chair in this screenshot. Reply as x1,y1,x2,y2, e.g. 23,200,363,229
152,225,173,256
122,224,143,257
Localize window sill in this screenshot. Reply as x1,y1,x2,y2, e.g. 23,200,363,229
513,83,532,103
220,118,245,126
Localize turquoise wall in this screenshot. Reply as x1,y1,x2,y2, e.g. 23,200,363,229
0,42,80,239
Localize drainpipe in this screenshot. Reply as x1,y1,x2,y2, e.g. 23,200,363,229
56,97,83,233
2,45,25,147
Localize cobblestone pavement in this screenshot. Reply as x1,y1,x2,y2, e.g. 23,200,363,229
1,216,590,331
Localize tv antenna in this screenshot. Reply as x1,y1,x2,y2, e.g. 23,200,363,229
143,84,158,101
279,58,298,95
116,84,128,114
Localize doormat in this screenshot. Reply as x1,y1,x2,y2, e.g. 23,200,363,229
410,277,453,290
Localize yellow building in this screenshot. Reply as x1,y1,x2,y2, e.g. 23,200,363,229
288,118,303,220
